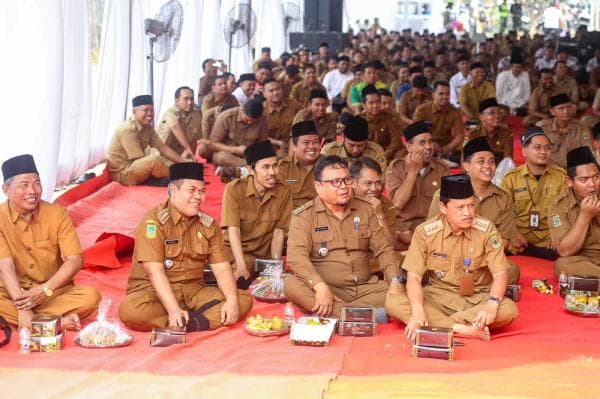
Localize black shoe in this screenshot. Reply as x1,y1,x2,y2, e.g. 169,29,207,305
143,177,170,187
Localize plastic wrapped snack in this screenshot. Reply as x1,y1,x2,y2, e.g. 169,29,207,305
249,259,288,303
75,298,133,348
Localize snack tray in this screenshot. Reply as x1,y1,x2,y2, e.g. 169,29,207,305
74,335,133,348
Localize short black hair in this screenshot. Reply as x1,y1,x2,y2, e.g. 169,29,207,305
175,86,193,99
351,63,364,73
257,61,273,71
314,155,348,181
263,78,279,86
337,55,350,63
212,75,227,85
202,58,213,70
222,72,235,80
304,63,317,72
433,80,450,90
539,68,553,76
349,157,382,179
378,88,392,97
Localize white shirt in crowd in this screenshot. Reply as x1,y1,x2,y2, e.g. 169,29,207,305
535,57,556,71
232,87,251,106
322,69,354,100
449,72,471,107
587,57,599,73
496,70,531,110
543,6,561,30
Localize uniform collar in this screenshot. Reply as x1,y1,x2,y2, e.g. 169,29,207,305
166,201,185,225
476,183,501,202
314,196,359,215
265,99,286,114
244,175,275,202
235,107,245,123
442,215,472,239
131,117,145,132
7,200,40,224
519,163,548,177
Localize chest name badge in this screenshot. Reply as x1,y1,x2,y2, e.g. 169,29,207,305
314,226,329,232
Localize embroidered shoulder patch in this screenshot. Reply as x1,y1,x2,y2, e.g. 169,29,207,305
473,217,490,232
551,214,562,227
146,223,157,239
489,231,501,249
293,201,313,215
198,211,214,227
423,220,443,236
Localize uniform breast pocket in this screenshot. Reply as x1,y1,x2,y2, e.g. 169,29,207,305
311,230,335,258
426,258,451,280
239,210,258,231
165,242,182,259
350,225,371,250
35,239,57,263
191,239,210,267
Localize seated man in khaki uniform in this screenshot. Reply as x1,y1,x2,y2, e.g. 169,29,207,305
502,127,567,259
0,155,101,329
549,146,600,277
262,78,302,157
386,121,450,249
458,63,496,121
428,138,527,283
466,98,513,164
108,95,186,186
119,163,252,331
293,89,338,144
199,99,268,168
201,75,239,113
156,86,202,161
397,75,432,127
386,174,518,341
290,64,326,108
277,121,322,209
537,93,593,169
359,84,403,161
321,115,387,172
221,141,292,288
523,68,560,128
284,156,402,318
414,81,465,161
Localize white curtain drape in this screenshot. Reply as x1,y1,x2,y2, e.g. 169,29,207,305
254,0,286,61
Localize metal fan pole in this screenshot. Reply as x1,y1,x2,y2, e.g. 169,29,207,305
228,31,233,72
147,37,154,99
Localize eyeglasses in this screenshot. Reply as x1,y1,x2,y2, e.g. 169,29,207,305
319,176,355,187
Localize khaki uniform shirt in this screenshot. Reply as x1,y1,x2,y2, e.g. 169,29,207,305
403,215,509,307
413,101,465,147
360,110,403,160
263,98,302,144
276,153,320,209
0,201,81,291
201,106,219,139
108,117,164,173
536,118,592,169
502,163,567,245
458,81,496,118
277,75,300,98
221,175,292,259
287,197,401,288
528,86,560,116
201,93,239,113
549,189,600,259
386,158,450,231
428,184,519,240
210,107,268,147
554,76,579,103
126,201,228,294
398,90,432,121
342,79,361,104
466,124,514,162
290,81,326,108
156,106,203,153
293,108,338,143
198,75,216,104
321,140,387,172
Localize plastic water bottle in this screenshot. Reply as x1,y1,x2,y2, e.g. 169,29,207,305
19,327,30,355
558,271,569,298
284,302,295,326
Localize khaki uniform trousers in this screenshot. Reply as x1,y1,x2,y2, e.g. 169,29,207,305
0,284,101,328
119,283,253,331
284,274,389,317
555,255,600,277
385,290,518,329
507,260,520,285
112,154,170,186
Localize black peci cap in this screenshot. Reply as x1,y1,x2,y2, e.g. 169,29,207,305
169,162,204,181
440,174,474,199
2,154,39,182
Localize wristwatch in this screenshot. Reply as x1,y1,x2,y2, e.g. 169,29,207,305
488,295,500,305
42,285,54,297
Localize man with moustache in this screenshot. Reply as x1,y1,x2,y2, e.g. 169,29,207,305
119,163,252,331
502,127,567,259
221,141,292,288
386,174,519,342
201,75,239,113
386,120,450,249
524,69,560,128
277,121,322,209
156,86,202,161
428,138,527,283
548,146,600,277
262,78,302,157
0,155,101,330
108,95,186,186
284,156,402,318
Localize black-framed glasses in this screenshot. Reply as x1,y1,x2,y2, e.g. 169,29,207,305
319,176,355,187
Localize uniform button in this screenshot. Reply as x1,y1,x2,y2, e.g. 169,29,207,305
26,247,32,252
29,264,34,269
309,279,313,285
346,253,351,257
